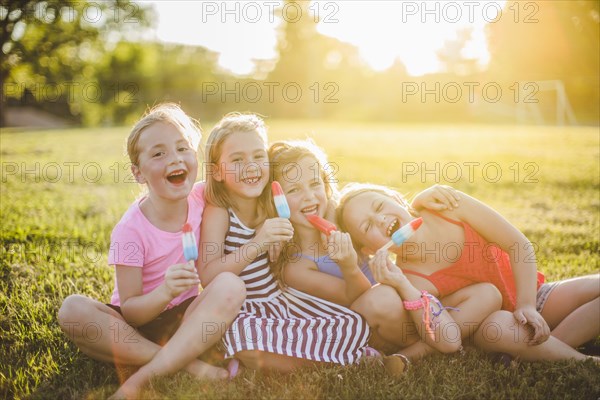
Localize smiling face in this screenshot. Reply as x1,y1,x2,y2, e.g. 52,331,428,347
216,131,269,201
132,121,198,202
279,155,328,229
342,191,413,253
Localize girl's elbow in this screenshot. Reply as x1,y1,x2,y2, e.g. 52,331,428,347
120,306,142,327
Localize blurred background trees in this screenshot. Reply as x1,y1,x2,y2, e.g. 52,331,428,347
1,0,598,127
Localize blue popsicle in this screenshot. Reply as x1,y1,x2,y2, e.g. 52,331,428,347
182,223,198,262
272,181,291,218
379,217,423,251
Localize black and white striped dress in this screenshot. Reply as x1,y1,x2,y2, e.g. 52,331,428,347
222,209,370,365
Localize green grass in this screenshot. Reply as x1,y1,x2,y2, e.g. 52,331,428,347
1,122,599,399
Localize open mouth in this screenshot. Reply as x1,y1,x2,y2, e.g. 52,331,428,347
386,218,400,237
301,205,319,215
167,169,188,184
241,175,261,185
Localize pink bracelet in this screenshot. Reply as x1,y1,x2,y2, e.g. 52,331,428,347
402,290,459,342
403,290,429,310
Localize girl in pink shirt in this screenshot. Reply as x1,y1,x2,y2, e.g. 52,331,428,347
58,104,246,399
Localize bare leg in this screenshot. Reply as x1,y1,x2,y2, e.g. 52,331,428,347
351,285,420,349
59,294,226,375
236,350,324,373
352,283,502,360
475,310,598,362
541,275,600,347
58,294,161,365
395,283,502,360
109,272,246,399
439,283,503,345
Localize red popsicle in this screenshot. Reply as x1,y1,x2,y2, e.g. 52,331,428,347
306,214,338,236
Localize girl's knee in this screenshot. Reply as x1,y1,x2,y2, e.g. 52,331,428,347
58,295,89,328
582,274,600,296
470,283,502,311
474,311,517,350
208,272,246,307
363,285,406,323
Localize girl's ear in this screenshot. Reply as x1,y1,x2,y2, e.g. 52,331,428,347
131,164,145,184
212,164,223,182
205,162,223,182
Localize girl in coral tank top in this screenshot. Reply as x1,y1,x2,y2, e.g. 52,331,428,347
338,183,599,362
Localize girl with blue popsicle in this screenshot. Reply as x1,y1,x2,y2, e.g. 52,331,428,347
199,113,371,372
337,182,600,363
58,104,246,399
267,139,504,367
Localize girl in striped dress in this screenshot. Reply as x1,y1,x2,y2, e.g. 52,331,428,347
199,113,370,371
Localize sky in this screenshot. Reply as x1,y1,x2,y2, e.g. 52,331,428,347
145,0,507,76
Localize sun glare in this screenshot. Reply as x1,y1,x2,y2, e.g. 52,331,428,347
148,0,506,76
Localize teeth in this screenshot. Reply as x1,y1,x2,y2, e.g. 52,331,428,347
387,219,399,236
242,176,260,184
168,170,185,177
301,205,318,214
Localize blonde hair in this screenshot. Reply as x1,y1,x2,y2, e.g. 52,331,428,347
204,113,270,210
268,139,339,284
336,182,414,249
127,103,202,166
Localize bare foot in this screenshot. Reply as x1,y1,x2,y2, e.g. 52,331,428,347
107,382,139,400
108,366,153,400
185,359,229,380
383,354,410,378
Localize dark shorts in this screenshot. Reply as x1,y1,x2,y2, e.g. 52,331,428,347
107,296,196,346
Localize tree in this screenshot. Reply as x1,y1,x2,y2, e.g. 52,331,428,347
0,0,153,125
486,0,599,80
485,0,599,122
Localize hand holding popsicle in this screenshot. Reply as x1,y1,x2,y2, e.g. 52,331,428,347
379,217,423,252
161,224,201,298
306,215,358,269
272,181,291,219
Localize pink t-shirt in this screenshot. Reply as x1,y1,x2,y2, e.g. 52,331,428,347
108,182,205,309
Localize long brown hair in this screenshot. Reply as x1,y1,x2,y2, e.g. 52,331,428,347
268,139,338,284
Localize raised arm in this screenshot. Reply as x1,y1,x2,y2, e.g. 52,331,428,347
449,191,549,345
199,204,293,285
411,184,460,211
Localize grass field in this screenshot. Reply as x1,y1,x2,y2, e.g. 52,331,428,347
1,121,599,399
